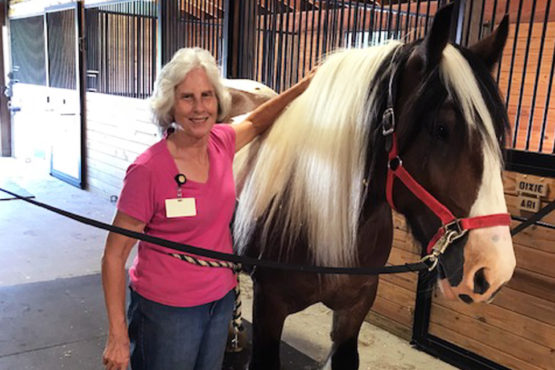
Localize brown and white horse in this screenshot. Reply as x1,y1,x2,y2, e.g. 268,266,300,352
232,4,515,369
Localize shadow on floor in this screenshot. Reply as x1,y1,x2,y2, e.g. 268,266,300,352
0,274,319,370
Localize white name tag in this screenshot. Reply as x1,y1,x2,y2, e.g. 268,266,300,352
165,198,197,217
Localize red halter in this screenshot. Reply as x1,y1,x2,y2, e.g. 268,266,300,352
381,108,511,257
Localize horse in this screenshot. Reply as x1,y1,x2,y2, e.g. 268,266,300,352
222,79,278,123
232,4,516,369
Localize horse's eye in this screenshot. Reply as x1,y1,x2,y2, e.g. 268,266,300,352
434,123,449,140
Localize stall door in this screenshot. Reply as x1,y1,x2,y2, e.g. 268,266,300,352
46,4,85,188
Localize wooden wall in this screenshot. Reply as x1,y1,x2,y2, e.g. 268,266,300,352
85,92,158,198
367,171,555,370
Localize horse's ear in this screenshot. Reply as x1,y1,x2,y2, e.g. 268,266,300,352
409,3,455,72
469,15,509,73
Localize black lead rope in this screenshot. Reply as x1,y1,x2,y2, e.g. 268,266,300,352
510,199,555,236
0,187,429,275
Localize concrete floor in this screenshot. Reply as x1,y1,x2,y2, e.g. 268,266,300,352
0,157,455,369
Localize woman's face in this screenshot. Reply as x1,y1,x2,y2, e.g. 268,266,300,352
172,67,218,139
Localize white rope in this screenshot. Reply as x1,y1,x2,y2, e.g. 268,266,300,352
169,253,245,351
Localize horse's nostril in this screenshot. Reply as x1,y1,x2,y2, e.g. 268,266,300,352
473,267,490,295
458,294,474,304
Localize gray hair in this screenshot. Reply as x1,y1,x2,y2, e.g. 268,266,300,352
150,47,231,131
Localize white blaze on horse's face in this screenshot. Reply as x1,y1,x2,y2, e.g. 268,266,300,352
438,151,516,303
435,44,516,304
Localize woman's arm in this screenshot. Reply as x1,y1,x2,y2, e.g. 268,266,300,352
232,70,316,152
101,211,145,370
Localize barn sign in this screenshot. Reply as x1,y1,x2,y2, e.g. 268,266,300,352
516,175,550,212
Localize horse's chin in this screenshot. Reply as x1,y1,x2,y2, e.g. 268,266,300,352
437,278,458,300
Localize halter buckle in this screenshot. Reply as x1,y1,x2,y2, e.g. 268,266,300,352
422,224,468,271
420,253,440,271
382,107,396,136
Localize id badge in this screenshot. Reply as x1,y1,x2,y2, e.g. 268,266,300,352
165,197,197,217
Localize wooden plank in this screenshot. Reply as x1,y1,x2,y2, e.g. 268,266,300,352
433,293,555,348
506,268,555,303
514,242,555,278
492,286,555,327
86,163,125,190
391,232,420,254
429,323,544,370
87,175,123,200
87,113,158,136
387,247,420,267
87,139,137,169
86,129,151,157
510,220,555,254
380,270,418,293
371,294,414,329
375,280,415,321
87,146,132,174
365,310,411,341
430,304,554,369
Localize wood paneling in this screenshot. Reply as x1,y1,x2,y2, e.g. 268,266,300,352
85,92,159,199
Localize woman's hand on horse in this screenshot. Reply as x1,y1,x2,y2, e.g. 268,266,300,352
102,332,130,370
297,66,318,88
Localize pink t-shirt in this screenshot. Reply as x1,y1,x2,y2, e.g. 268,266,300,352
117,124,237,307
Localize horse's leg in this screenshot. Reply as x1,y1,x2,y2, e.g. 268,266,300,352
325,278,379,370
249,280,289,370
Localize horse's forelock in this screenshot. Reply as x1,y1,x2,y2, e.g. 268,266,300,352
439,45,504,161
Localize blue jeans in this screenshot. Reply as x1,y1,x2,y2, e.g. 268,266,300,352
127,288,235,370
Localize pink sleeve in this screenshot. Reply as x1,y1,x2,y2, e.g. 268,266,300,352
116,163,155,224
213,124,236,159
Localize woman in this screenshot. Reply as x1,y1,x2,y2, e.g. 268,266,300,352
101,47,313,370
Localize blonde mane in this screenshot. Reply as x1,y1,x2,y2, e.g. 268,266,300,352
233,42,402,267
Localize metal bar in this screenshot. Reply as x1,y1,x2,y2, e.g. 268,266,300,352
309,0,316,70
284,2,292,87
270,0,277,87
395,0,402,39
329,0,336,49
464,0,474,46
368,0,376,45
351,0,360,47
377,0,385,44
152,1,157,92
255,0,260,80
291,0,297,84
388,0,395,40
490,0,499,34
404,0,412,41
505,0,523,112
510,0,530,148
361,0,368,47
322,0,330,53
261,0,269,84
414,0,422,40
495,0,511,83
276,1,284,90
315,0,322,64
525,0,551,151
423,0,431,36
302,0,308,74
477,0,486,39
539,45,555,153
